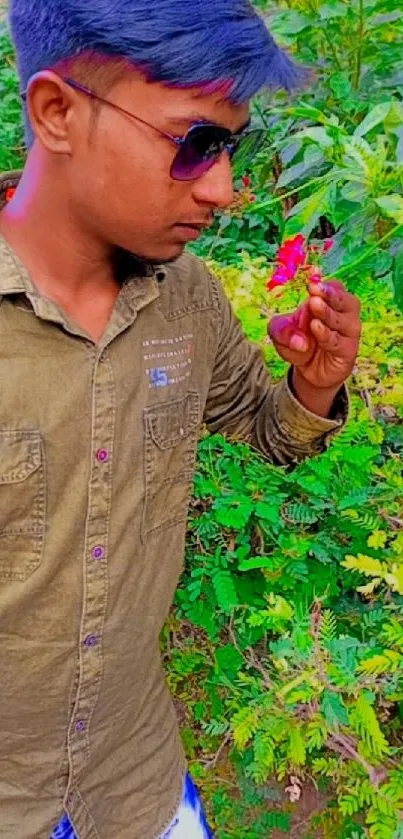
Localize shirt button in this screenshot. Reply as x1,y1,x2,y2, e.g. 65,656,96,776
75,720,86,733
97,448,109,463
92,545,104,560
84,634,99,648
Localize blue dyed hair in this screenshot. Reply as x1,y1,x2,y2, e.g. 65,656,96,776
9,0,311,141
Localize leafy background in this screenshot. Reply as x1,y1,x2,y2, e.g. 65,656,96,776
1,0,402,836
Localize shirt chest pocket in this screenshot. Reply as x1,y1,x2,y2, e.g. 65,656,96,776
0,430,45,582
142,392,200,538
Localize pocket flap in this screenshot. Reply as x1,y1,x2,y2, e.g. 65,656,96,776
0,430,42,484
145,392,200,450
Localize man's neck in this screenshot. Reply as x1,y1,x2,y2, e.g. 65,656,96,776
0,156,120,305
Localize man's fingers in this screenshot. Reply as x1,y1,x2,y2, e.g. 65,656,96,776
310,318,347,352
296,302,311,333
309,281,361,316
308,295,361,339
269,308,311,352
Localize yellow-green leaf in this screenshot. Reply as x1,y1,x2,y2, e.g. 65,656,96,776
375,194,403,225
342,554,384,577
359,650,402,676
367,531,387,549
288,726,306,766
385,564,403,595
232,706,260,749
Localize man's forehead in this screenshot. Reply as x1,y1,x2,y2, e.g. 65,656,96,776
118,71,251,132
167,87,250,133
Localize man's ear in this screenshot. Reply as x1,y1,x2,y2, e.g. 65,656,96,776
24,71,79,154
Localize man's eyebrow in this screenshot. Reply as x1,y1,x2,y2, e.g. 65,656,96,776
169,115,251,133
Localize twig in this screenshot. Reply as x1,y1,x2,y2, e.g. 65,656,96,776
326,732,388,788
203,732,232,769
246,646,272,689
228,617,272,688
383,514,403,531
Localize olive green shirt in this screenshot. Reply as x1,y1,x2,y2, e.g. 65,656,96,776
0,171,348,839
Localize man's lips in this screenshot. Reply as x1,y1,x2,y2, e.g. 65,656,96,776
173,221,213,241
176,221,213,230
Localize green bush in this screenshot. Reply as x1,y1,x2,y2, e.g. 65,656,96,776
1,4,402,836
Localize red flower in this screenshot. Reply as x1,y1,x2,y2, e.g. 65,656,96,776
306,264,323,284
267,266,290,291
277,234,306,275
242,175,251,188
323,238,334,253
5,186,16,203
249,194,256,203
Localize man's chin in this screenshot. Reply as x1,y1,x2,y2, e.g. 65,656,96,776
113,243,186,278
129,245,186,267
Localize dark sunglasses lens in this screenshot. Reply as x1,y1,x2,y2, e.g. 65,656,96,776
171,125,231,181
231,129,266,179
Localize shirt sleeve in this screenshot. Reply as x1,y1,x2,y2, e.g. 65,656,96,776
203,274,349,466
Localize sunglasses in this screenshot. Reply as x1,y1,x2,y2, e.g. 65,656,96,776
22,76,266,182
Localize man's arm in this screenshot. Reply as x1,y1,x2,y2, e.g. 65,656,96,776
203,275,350,467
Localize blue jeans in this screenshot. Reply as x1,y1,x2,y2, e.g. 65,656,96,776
51,773,214,838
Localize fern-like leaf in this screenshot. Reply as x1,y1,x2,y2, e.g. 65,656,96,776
350,694,390,759
212,570,239,613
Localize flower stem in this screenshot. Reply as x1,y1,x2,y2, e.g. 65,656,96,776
249,171,338,213
323,224,402,280
353,0,365,90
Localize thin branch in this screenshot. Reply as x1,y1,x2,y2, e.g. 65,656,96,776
246,646,273,689
203,732,232,769
326,732,388,788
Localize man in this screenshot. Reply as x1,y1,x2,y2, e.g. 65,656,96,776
0,1,361,837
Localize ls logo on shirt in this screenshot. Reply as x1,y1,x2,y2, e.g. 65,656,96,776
143,334,194,389
149,368,169,389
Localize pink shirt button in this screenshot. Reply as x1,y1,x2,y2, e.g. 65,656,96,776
97,448,109,463
84,634,99,648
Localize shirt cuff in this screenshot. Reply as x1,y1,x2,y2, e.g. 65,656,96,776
273,369,350,447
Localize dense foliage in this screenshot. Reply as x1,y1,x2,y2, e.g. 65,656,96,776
0,1,402,836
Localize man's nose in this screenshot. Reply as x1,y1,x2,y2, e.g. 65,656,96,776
192,151,234,210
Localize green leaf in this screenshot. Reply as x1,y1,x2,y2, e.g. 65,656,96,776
393,246,403,311
321,690,349,727
375,195,403,225
284,104,335,126
276,148,325,189
284,503,319,525
254,500,280,524
239,555,278,571
291,126,334,149
215,644,244,677
212,570,239,613
283,183,333,239
214,496,254,530
273,10,311,34
354,102,392,137
329,71,353,101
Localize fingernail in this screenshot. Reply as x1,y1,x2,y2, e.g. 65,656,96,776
290,335,307,352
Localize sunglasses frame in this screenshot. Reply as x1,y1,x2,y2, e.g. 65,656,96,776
21,75,266,181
